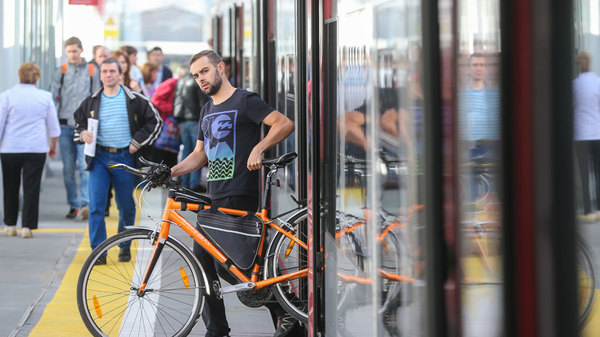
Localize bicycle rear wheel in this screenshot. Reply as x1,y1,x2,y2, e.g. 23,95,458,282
266,209,309,323
77,228,206,337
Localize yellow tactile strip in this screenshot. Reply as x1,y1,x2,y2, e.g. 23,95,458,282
29,202,140,336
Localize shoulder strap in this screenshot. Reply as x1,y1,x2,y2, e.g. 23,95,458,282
58,63,68,100
88,63,95,94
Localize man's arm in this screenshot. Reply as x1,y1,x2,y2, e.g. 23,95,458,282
171,140,208,177
130,92,162,151
247,110,295,171
50,67,62,108
73,99,89,144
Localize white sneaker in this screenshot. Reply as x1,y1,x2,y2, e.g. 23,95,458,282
21,227,33,238
5,225,16,237
78,206,89,221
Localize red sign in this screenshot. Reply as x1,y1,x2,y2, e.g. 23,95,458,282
68,0,98,5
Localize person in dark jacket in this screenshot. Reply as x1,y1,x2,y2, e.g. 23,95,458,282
150,76,180,167
173,72,210,190
74,58,162,262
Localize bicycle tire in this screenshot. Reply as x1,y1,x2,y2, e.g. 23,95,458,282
77,228,206,337
577,236,595,329
379,229,412,313
336,229,365,312
266,209,309,323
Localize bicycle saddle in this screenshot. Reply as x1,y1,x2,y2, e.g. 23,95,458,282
169,188,212,206
261,152,297,168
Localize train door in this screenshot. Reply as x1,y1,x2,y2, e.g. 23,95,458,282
315,1,430,336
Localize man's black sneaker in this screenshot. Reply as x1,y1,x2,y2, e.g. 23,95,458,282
274,313,299,337
66,208,78,219
118,247,131,262
94,256,107,265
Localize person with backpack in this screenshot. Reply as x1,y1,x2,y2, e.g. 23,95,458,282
50,36,101,220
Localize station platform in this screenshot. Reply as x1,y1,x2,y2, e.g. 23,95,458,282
0,157,274,337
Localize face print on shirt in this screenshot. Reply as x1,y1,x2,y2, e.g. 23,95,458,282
202,110,237,181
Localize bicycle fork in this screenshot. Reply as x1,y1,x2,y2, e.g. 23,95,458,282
136,223,170,297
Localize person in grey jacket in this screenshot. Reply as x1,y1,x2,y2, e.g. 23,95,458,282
50,36,101,220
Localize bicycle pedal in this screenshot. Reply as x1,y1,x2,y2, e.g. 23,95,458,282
220,282,256,295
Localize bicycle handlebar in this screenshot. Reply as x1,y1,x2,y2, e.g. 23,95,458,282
108,157,180,190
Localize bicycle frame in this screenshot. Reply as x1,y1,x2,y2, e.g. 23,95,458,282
136,197,308,296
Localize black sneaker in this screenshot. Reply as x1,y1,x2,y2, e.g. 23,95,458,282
66,208,78,219
94,256,107,265
118,247,131,262
274,313,298,337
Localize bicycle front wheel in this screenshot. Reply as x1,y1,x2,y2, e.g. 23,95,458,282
577,236,595,329
77,228,205,337
266,209,309,323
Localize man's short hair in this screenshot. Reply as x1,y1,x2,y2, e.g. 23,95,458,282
189,50,223,67
18,62,41,84
93,45,108,55
148,47,163,55
577,51,591,73
101,58,122,74
470,52,485,60
65,36,83,49
120,45,137,56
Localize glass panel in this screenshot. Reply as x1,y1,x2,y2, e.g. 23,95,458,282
372,1,425,335
241,0,256,91
573,0,600,334
270,0,296,215
326,2,426,335
331,7,377,336
456,0,503,335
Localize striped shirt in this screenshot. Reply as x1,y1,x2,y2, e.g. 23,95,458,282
459,86,500,142
97,87,131,148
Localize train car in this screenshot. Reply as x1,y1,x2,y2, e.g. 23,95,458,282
212,0,594,336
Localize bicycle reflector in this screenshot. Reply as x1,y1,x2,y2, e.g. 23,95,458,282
180,267,190,288
93,295,103,319
285,241,295,258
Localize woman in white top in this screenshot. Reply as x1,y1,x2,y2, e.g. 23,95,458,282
0,63,61,237
573,51,600,221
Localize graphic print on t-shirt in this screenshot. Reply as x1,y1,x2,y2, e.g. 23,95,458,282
202,110,237,181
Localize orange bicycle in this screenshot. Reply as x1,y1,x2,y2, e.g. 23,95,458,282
76,152,308,337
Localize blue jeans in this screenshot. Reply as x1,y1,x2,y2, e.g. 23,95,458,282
59,126,89,209
180,121,201,188
88,148,136,249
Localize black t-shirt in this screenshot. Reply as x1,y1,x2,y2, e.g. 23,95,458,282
198,88,274,199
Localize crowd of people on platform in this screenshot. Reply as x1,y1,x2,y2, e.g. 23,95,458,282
0,36,303,337
0,37,210,239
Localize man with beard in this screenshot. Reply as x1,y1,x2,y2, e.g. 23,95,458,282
170,50,298,337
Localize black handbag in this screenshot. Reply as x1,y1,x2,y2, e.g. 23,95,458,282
196,208,264,270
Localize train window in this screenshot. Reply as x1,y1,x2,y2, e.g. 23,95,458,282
573,0,600,334
456,0,504,334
